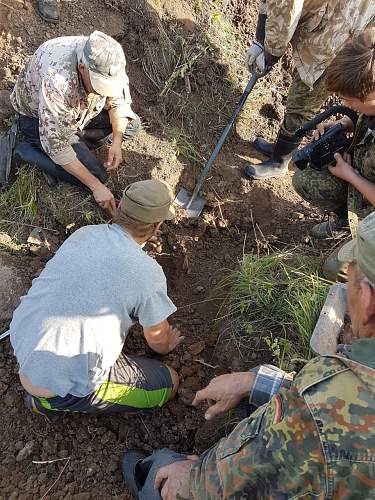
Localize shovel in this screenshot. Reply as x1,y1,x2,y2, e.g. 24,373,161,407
175,72,259,217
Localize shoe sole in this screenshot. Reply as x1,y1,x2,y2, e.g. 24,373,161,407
37,10,59,23
245,170,287,180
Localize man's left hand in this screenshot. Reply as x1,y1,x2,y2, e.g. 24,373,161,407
328,152,358,182
154,457,198,500
105,143,122,170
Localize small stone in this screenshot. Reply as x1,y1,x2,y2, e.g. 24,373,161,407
16,441,35,462
217,219,227,229
189,341,205,355
194,286,204,294
224,254,231,263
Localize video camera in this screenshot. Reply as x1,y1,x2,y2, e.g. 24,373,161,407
292,106,358,171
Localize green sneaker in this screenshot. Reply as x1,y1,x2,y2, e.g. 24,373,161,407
25,394,63,424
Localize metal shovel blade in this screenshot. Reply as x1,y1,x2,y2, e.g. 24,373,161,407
174,186,206,218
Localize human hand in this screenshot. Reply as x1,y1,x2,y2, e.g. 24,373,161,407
168,325,185,352
92,184,117,216
105,142,122,171
192,372,254,420
328,152,357,182
244,42,264,73
154,457,199,500
312,121,335,141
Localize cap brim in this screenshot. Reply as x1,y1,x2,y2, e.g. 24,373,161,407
338,239,358,263
89,69,125,98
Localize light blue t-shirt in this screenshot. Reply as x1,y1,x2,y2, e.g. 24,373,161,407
10,224,176,397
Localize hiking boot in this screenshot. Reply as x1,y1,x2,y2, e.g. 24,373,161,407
310,217,350,240
253,137,274,158
25,394,64,424
244,131,301,180
121,450,149,498
37,0,60,23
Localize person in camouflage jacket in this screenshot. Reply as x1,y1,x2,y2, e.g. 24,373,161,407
243,0,375,180
122,212,375,499
11,31,140,215
293,29,375,278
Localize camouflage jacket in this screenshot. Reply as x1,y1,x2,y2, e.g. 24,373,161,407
189,339,375,499
258,0,375,88
10,36,136,165
348,115,375,232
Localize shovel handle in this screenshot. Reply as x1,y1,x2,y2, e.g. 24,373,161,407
186,73,259,209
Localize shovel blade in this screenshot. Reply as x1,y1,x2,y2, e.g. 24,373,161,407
174,187,206,218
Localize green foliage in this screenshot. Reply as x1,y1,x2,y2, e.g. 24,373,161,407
220,250,331,369
0,167,41,238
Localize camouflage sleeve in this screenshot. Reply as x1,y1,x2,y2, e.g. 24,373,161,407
38,76,79,165
264,0,304,57
258,0,267,16
107,72,136,122
189,385,325,498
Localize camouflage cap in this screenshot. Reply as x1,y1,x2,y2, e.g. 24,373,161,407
120,179,175,224
83,31,126,98
338,211,375,283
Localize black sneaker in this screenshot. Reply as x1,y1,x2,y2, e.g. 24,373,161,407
310,217,350,240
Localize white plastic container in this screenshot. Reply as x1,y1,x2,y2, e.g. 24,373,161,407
310,283,347,355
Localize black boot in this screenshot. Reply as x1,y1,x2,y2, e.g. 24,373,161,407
244,131,301,180
37,0,60,23
310,216,349,240
253,137,274,158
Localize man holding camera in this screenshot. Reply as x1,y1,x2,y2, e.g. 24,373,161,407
244,0,375,180
122,210,375,499
293,29,375,274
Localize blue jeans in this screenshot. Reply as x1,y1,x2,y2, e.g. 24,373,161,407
122,448,188,500
16,111,141,187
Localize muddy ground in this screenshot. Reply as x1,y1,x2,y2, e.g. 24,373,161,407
0,0,325,497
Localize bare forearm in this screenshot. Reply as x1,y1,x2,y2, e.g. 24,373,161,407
62,158,103,191
111,117,128,144
144,320,170,354
348,171,375,206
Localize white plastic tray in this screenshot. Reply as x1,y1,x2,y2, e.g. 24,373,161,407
310,283,347,355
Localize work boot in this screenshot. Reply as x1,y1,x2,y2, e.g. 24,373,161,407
244,131,301,180
37,0,60,23
253,137,274,158
310,217,350,240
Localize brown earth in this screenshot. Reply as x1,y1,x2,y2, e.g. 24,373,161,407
0,0,325,498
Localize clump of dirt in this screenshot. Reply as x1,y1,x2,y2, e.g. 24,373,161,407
0,0,326,497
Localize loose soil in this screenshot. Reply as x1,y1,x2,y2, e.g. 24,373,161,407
0,0,326,497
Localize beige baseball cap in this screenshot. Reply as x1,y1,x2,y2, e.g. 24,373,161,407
83,31,126,98
338,211,375,282
120,179,175,223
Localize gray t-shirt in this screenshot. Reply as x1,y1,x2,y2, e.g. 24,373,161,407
10,224,176,397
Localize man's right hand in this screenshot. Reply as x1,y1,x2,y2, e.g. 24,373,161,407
244,42,264,73
192,372,255,420
92,184,117,215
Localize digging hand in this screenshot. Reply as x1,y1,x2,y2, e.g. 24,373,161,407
168,326,185,352
92,184,117,216
105,142,122,171
192,372,255,420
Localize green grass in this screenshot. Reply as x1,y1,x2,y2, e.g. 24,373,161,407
219,250,331,369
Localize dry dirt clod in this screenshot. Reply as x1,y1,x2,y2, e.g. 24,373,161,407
27,227,59,258
178,388,195,406
189,341,205,355
16,440,35,462
194,285,205,294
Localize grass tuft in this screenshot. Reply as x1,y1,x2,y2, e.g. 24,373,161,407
219,250,331,369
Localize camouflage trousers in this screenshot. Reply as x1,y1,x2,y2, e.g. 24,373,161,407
292,166,348,215
282,72,328,135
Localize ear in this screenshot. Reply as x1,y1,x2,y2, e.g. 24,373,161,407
360,281,375,325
